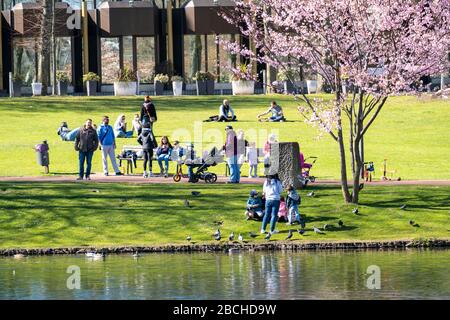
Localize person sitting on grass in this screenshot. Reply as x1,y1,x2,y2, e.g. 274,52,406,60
156,136,173,178
286,185,304,227
132,113,142,136
245,189,264,221
114,114,133,138
218,99,237,122
57,122,80,141
257,101,286,122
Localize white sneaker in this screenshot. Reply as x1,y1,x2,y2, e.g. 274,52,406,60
271,230,279,234
148,171,153,177
260,229,266,234
143,172,148,178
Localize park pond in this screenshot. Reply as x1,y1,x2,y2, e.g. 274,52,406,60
0,249,448,299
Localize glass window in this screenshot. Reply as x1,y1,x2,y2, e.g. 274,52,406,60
206,35,218,76
13,37,37,85
184,34,203,83
136,37,155,83
56,37,72,81
101,37,120,83
122,36,133,70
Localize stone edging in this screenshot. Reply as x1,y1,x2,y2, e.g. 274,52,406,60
1,239,449,256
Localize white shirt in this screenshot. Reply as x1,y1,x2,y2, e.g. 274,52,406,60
246,147,258,165
263,179,283,201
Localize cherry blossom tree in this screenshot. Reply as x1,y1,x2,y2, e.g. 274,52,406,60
221,0,450,203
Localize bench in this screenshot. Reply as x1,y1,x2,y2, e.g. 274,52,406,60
117,145,185,175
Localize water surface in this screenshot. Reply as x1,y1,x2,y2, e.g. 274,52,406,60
0,249,448,299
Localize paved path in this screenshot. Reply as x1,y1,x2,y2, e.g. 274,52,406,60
0,175,449,186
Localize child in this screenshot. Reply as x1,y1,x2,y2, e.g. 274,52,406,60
137,122,156,178
277,196,288,222
171,141,185,161
245,189,264,220
286,185,304,227
246,141,258,178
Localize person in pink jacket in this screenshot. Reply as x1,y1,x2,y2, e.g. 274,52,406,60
223,125,240,183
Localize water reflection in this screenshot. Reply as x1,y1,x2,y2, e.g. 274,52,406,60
0,249,448,299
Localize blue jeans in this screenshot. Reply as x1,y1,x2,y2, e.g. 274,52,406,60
79,151,94,178
269,115,284,122
62,128,79,141
158,154,170,172
116,130,133,138
262,200,280,233
227,155,240,183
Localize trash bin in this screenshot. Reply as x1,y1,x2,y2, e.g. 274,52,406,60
35,141,49,174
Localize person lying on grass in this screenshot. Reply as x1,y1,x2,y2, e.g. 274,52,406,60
57,122,80,141
257,101,286,122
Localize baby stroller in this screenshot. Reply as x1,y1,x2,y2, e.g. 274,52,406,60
184,146,224,183
297,152,318,187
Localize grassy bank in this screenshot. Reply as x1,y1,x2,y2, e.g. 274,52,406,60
0,95,449,179
0,182,448,249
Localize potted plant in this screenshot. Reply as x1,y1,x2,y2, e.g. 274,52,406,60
32,78,42,96
56,71,70,96
154,73,169,96
194,71,215,95
114,67,138,96
11,74,23,97
83,72,100,96
172,75,183,96
231,64,255,95
277,69,295,94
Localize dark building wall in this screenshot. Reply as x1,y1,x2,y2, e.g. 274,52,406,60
1,10,12,92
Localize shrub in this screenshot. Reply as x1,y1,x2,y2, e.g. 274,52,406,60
12,74,24,82
56,71,70,82
231,63,254,81
116,67,137,82
83,72,100,82
193,71,216,81
154,73,170,83
171,75,183,82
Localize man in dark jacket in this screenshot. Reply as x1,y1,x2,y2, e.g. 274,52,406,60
139,96,157,128
75,119,99,180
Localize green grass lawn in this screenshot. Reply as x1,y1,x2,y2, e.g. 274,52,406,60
0,182,448,249
0,94,449,179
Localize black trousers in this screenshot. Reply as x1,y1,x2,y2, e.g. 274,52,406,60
143,149,153,171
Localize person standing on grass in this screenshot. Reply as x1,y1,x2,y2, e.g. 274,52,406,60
223,125,240,183
261,174,283,234
75,119,99,181
97,115,122,177
137,122,156,178
140,96,157,128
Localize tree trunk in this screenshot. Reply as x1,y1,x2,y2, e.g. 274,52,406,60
338,124,352,203
190,35,202,79
335,64,352,203
37,0,53,95
351,97,364,204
